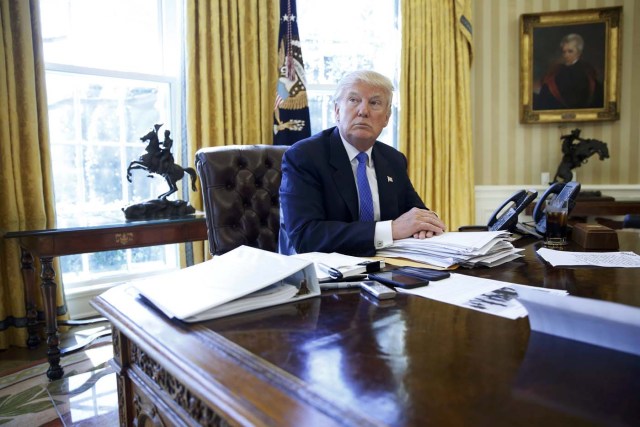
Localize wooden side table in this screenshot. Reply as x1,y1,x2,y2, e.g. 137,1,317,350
4,213,208,380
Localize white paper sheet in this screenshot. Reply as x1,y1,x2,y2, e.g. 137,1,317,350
516,286,640,356
397,274,568,319
537,247,640,267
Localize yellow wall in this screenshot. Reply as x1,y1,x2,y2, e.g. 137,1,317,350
472,0,639,185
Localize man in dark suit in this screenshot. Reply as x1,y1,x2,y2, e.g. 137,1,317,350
279,70,445,257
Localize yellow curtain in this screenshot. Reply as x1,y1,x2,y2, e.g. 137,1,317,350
0,0,65,349
400,0,474,231
185,0,279,263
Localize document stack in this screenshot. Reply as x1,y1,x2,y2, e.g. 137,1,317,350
131,245,319,322
376,231,523,268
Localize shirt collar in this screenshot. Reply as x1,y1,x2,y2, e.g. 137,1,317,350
338,131,374,165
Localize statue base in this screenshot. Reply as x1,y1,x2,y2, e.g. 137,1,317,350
123,199,195,220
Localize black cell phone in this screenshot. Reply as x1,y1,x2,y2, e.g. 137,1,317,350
368,271,428,289
395,266,450,281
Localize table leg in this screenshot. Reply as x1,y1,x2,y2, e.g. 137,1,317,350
40,256,63,380
19,248,41,349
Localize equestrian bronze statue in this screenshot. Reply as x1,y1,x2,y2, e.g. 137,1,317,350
551,128,609,183
123,124,198,219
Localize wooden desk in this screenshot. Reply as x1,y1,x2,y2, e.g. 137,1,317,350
91,238,640,426
4,213,208,380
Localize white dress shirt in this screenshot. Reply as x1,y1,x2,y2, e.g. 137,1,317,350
340,136,393,250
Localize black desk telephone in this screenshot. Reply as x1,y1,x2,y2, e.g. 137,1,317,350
486,189,538,232
460,181,581,236
484,182,581,234
532,181,581,234
460,189,538,233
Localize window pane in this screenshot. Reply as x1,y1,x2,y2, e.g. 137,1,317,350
41,0,184,298
40,0,174,75
298,0,400,85
297,0,400,146
47,72,173,213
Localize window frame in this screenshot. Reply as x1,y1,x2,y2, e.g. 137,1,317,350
41,0,186,317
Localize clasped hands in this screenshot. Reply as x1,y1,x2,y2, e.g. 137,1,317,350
392,207,446,240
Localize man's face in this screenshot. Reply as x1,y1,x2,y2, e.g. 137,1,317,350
334,81,391,151
561,41,581,65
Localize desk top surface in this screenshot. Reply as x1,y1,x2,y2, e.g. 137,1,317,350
5,211,206,238
93,237,640,426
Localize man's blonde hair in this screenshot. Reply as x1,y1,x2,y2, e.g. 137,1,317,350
333,70,394,112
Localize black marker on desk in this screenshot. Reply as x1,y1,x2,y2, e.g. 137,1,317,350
318,274,368,284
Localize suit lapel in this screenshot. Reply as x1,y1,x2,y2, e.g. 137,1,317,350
328,129,359,220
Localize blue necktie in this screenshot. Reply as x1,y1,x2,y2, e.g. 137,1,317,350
356,152,374,222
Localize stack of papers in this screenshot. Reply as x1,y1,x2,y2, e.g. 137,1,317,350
377,231,523,268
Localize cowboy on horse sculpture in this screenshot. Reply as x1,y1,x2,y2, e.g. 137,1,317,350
551,128,609,183
126,124,197,200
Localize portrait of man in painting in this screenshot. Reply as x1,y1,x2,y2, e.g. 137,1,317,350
531,23,606,111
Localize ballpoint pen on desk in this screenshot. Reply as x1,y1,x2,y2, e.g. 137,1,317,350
318,263,344,280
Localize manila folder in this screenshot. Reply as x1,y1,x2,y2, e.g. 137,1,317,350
132,245,319,322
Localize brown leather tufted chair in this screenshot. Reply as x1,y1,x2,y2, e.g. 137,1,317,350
195,145,288,256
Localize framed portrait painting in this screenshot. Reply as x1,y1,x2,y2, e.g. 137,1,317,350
520,7,622,124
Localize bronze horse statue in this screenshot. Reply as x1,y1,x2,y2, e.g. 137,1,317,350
126,124,197,199
552,129,609,183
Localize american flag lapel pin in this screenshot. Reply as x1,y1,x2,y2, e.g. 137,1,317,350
387,176,393,182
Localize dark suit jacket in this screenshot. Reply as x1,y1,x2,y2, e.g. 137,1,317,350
279,127,426,256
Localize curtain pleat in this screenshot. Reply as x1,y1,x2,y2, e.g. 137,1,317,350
400,0,474,230
0,0,66,349
185,0,279,263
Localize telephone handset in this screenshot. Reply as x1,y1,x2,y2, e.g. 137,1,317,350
486,189,538,232
532,181,581,234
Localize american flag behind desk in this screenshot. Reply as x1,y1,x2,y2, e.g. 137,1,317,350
273,0,311,146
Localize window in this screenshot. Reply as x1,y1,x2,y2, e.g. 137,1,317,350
38,0,398,317
297,0,401,147
40,0,184,315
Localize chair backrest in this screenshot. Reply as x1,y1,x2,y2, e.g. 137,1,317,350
195,145,288,256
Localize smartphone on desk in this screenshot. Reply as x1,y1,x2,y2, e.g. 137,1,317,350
368,271,429,289
393,266,450,281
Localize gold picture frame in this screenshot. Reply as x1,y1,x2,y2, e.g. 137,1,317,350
520,7,622,124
